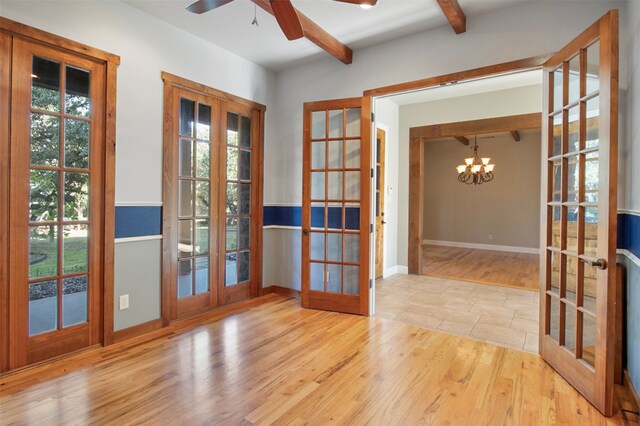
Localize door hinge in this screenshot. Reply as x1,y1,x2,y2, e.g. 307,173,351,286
371,168,374,178
371,112,375,122
370,224,373,233
369,279,373,289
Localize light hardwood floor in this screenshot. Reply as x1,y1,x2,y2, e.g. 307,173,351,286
422,244,540,291
0,294,637,425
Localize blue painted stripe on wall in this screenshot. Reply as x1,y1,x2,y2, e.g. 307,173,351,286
619,213,640,259
265,206,360,230
115,206,162,239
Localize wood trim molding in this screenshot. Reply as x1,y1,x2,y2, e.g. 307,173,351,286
408,138,424,275
113,319,164,344
262,286,301,298
0,17,120,65
436,0,466,34
0,32,10,373
161,72,266,112
409,113,542,140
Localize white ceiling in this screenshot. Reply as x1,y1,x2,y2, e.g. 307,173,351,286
384,69,542,106
123,0,528,70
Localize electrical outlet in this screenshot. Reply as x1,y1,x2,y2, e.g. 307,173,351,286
119,294,129,310
488,234,494,240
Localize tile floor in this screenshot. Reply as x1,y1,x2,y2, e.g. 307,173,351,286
375,274,540,353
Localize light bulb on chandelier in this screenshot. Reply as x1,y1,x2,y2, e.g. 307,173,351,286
455,135,495,185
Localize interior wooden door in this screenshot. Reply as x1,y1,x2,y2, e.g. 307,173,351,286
375,128,386,278
9,39,105,367
302,98,371,315
539,10,618,416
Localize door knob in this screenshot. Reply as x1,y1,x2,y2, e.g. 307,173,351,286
381,221,387,225
302,228,309,235
580,258,607,270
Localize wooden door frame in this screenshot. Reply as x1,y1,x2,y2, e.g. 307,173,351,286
0,17,119,372
161,72,266,323
374,126,387,279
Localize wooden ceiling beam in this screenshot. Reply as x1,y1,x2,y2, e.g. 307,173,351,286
454,136,469,145
410,113,541,140
511,131,521,142
251,0,353,64
436,0,466,34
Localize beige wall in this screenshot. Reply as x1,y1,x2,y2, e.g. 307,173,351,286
423,130,541,249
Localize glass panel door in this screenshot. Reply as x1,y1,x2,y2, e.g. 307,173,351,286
302,98,371,315
9,39,105,368
540,11,618,416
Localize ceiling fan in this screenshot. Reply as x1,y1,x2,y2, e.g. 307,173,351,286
186,0,378,41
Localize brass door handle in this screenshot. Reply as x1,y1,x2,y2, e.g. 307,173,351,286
302,228,309,235
580,258,607,270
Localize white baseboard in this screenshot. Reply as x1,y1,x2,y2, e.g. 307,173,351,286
422,239,540,255
115,235,163,244
382,265,408,278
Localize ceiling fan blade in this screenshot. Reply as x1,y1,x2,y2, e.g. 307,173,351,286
270,0,304,41
332,0,378,6
186,0,235,14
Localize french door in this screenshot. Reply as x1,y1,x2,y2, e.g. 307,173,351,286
540,10,618,416
301,98,371,315
8,39,106,367
162,74,263,321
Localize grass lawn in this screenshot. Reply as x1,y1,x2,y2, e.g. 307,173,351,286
30,235,88,279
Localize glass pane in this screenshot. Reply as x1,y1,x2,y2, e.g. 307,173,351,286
238,217,250,250
240,150,251,181
328,204,342,230
586,41,600,95
65,119,90,169
312,111,326,140
582,313,596,368
552,114,562,157
227,146,238,180
179,139,193,177
29,279,58,336
196,181,209,216
564,304,577,353
328,140,342,169
30,226,58,279
549,250,560,295
345,203,360,231
585,151,599,202
584,207,599,257
225,253,238,287
567,206,578,252
63,224,88,274
328,110,343,138
345,139,360,168
226,217,238,251
344,234,359,263
311,202,325,230
345,171,360,200
327,172,342,200
196,141,209,178
551,160,561,202
567,156,579,203
240,116,252,148
239,183,251,215
238,251,250,283
226,183,238,215
327,264,342,293
344,265,359,295
32,56,60,112
177,259,192,299
583,263,598,314
311,172,325,200
30,113,60,166
227,113,239,145
64,172,89,221
565,255,578,303
586,96,600,149
62,275,87,328
178,219,193,258
550,206,561,248
327,233,342,262
195,219,209,255
310,263,324,292
65,66,90,117
310,232,324,261
552,67,563,112
568,55,580,104
549,295,560,342
345,108,361,138
179,98,195,137
197,104,211,140
179,180,193,217
312,142,325,169
567,106,580,153
30,170,58,222
195,257,209,294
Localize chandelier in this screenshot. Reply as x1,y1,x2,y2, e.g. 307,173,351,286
456,136,495,185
